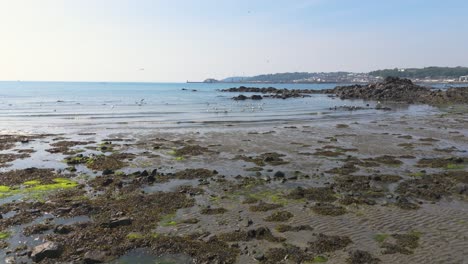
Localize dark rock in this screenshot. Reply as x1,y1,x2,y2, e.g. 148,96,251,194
31,242,62,262
251,95,263,100
233,95,248,100
102,169,114,176
101,178,113,186
54,225,72,234
101,217,132,228
273,171,285,178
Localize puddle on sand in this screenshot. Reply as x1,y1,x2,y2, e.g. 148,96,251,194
112,248,192,264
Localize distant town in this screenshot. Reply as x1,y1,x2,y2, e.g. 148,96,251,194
196,66,468,84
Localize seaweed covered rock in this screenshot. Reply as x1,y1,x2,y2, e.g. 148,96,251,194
332,77,468,104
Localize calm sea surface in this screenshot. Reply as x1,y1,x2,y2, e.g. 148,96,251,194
0,81,440,134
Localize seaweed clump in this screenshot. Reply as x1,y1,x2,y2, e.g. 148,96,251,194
346,250,381,264
175,168,218,179
312,203,347,216
380,231,421,255
249,202,283,212
275,224,313,233
286,187,337,202
218,227,284,243
236,152,289,166
264,211,294,222
308,233,352,254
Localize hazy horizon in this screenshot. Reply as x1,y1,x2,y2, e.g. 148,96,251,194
1,0,467,82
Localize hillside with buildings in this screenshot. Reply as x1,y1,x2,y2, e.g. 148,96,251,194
203,67,468,84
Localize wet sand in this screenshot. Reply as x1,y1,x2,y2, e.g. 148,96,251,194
0,105,467,263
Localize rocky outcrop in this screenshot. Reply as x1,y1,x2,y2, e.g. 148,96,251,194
331,77,428,103
332,77,468,104
225,86,316,100
223,78,468,104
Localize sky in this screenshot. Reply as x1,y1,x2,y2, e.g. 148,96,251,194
0,0,467,82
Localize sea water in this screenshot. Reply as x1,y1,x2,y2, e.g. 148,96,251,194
0,81,437,134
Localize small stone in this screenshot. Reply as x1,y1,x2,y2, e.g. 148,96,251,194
83,250,107,264
253,252,265,261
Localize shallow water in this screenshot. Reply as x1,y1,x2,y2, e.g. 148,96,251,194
0,81,437,134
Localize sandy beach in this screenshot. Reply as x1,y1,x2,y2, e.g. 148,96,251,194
1,98,467,263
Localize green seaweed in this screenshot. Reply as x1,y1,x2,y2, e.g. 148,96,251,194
374,233,389,243
248,190,290,205
410,172,425,177
0,178,78,200
115,171,125,176
160,213,178,227
312,256,328,263
23,180,41,185
27,178,78,192
0,185,11,192
447,164,464,170
0,232,10,240
126,232,144,240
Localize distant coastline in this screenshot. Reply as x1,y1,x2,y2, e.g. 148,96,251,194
195,66,468,85
187,80,468,85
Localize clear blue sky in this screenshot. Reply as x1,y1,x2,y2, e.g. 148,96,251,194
1,0,467,82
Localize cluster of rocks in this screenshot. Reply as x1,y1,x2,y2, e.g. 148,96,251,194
233,94,263,100
223,77,468,104
223,86,319,100
331,77,468,104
